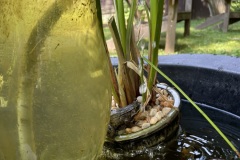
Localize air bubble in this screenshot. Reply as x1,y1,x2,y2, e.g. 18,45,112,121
139,83,147,94
152,41,156,48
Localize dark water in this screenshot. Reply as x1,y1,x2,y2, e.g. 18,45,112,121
101,100,240,160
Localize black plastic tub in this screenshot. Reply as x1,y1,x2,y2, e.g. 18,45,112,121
109,54,240,159
156,54,240,117
156,54,240,152
111,54,240,116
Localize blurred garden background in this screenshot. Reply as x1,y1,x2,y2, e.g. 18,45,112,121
101,0,240,57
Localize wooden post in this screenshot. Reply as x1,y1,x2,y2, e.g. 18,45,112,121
222,0,231,32
165,0,178,54
184,19,190,36
185,0,192,12
184,0,192,36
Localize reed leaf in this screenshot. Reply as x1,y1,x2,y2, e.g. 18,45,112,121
116,0,127,56
108,17,127,106
125,0,139,103
126,0,137,60
97,1,120,105
144,2,152,60
129,30,141,98
150,0,158,42
147,0,164,94
108,17,126,69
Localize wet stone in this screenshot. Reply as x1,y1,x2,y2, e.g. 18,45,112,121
162,107,171,116
142,123,151,129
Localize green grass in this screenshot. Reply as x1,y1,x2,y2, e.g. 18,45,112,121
104,19,240,57
163,19,240,56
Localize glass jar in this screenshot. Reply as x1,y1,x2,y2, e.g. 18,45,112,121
0,0,111,159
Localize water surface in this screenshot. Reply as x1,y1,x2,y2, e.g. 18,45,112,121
101,100,240,160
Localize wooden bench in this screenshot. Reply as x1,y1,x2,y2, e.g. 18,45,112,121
162,0,193,53
196,0,240,32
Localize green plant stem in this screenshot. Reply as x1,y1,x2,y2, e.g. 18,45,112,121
143,56,240,158
126,0,137,60
144,3,151,60
150,0,157,42
146,0,164,99
116,0,126,56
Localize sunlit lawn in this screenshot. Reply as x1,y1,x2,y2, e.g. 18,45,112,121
103,19,240,57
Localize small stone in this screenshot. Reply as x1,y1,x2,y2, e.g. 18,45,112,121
150,117,158,125
142,123,151,129
137,96,143,103
125,128,132,134
155,111,163,120
155,99,160,105
162,107,171,116
163,89,168,96
131,126,142,133
135,111,148,121
161,101,173,108
136,120,147,127
153,105,160,111
149,108,158,117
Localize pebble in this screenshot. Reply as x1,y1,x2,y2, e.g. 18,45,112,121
119,88,176,135
125,128,132,134
149,108,158,117
155,111,163,120
137,96,143,103
162,107,171,116
161,101,173,108
131,126,142,133
135,111,148,120
163,89,168,96
142,123,151,129
136,120,147,127
153,105,161,111
150,117,158,125
158,95,168,102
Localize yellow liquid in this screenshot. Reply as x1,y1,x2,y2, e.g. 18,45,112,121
0,0,111,159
